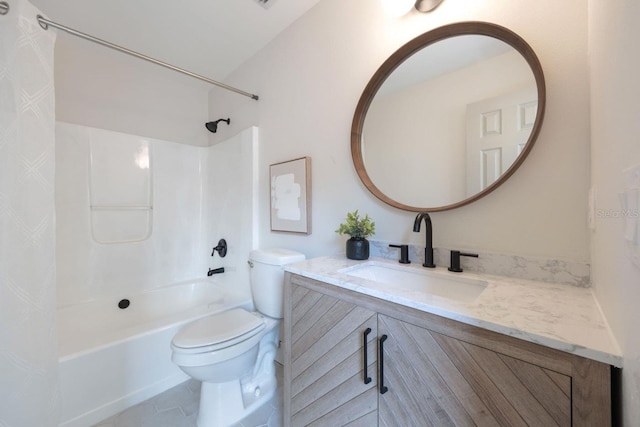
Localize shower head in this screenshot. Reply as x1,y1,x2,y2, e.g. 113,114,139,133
205,118,230,133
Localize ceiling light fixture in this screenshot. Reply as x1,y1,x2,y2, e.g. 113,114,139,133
381,0,445,16
415,0,445,12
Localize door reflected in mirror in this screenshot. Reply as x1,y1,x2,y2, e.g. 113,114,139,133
352,22,546,212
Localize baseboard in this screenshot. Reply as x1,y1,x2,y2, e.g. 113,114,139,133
59,372,189,427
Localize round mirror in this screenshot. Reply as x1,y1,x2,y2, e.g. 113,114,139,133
351,22,546,212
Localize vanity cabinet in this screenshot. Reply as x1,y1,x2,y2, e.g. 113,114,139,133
284,273,612,427
285,279,378,426
378,314,571,426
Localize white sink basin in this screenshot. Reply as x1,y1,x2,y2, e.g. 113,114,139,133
339,262,487,303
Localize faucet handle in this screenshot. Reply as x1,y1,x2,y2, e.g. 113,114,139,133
211,239,227,257
389,244,411,264
448,250,478,273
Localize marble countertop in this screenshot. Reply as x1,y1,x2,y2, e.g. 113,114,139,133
285,255,623,367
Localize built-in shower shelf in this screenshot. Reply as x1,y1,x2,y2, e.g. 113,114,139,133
88,129,153,244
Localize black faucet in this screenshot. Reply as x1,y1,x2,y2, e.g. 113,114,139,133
413,212,435,268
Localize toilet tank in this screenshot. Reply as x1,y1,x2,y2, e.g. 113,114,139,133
249,248,305,318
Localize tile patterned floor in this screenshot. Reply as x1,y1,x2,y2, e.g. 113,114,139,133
94,363,283,427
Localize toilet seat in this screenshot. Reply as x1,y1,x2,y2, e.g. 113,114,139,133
171,309,272,368
172,308,266,354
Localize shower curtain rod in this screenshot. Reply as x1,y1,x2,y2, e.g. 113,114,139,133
35,15,259,101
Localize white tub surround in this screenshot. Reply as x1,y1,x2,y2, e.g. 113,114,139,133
55,124,258,306
58,278,252,427
285,256,622,367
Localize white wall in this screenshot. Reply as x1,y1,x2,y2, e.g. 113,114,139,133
209,0,591,262
54,34,211,147
589,0,640,423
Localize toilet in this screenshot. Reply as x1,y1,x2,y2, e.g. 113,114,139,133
171,248,305,427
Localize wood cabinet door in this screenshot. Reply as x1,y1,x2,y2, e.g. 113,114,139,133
378,314,571,427
288,283,378,427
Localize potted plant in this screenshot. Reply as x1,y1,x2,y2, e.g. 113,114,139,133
336,210,376,260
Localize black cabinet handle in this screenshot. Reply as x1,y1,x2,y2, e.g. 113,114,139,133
379,334,388,394
363,328,372,384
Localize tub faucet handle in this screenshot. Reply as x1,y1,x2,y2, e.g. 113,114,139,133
211,239,227,257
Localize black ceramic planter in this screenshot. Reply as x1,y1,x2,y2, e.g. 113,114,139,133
346,237,370,260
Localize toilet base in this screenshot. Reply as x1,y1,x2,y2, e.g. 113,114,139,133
196,368,276,427
196,339,279,427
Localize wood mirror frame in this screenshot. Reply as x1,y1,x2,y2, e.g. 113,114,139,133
351,21,546,212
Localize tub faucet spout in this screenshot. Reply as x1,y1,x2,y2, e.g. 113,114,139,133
207,267,225,276
413,212,435,268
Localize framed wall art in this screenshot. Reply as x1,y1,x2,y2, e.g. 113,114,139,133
270,156,311,234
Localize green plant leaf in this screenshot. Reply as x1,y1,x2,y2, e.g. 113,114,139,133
335,209,375,238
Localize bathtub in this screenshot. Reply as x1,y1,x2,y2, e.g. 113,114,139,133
57,278,252,427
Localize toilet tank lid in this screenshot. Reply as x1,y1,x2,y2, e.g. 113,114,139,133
250,248,305,265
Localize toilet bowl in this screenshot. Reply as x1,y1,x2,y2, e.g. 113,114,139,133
171,248,305,427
